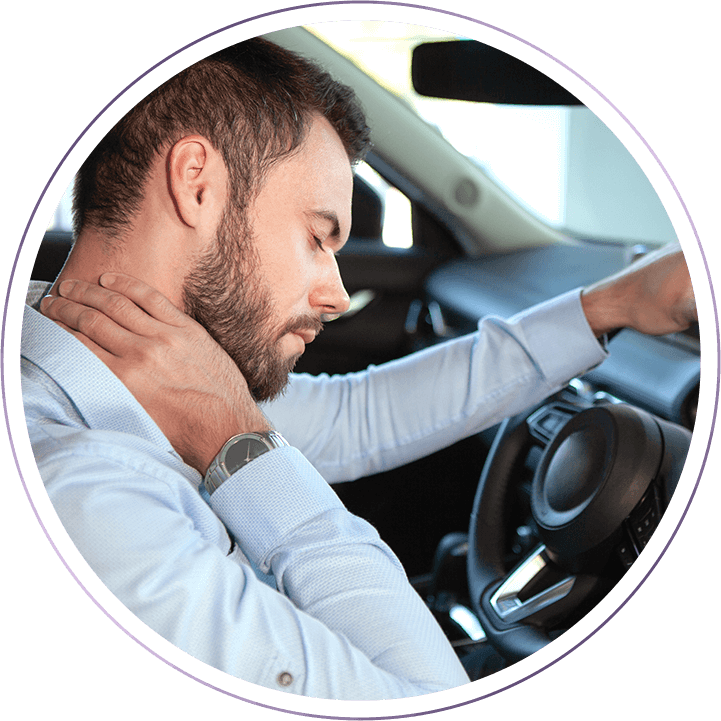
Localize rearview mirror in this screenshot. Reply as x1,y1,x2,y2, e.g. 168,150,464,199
412,40,583,106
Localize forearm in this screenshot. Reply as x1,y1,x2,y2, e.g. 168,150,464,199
269,241,696,482
37,274,273,476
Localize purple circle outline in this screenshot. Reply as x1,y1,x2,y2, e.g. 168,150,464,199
3,2,717,718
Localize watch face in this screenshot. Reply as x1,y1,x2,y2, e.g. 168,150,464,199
224,436,270,474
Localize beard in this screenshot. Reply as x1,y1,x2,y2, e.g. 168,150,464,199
182,202,323,403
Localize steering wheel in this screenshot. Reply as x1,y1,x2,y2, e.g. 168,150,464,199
467,392,691,663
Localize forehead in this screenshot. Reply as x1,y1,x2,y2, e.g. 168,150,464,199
250,116,354,235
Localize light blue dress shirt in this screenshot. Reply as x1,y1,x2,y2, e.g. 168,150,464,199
22,281,607,699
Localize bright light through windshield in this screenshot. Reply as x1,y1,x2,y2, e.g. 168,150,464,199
308,21,677,245
308,22,565,227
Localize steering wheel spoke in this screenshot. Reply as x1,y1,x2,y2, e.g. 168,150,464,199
489,545,575,624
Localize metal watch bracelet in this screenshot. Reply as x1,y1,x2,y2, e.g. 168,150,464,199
203,430,289,495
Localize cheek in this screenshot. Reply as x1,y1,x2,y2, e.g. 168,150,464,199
251,273,306,337
250,206,316,309
257,242,314,303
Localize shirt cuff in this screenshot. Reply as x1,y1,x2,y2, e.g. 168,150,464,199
208,446,344,568
507,287,609,386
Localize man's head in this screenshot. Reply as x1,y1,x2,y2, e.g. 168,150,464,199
69,37,370,401
182,114,354,401
73,37,370,239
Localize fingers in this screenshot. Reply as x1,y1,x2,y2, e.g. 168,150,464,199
40,293,138,356
46,274,191,342
40,276,168,355
99,273,187,326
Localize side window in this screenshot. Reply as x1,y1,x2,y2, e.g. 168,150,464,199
47,182,74,232
353,162,413,249
48,166,416,249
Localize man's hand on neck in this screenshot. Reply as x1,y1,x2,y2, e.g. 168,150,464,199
41,273,271,475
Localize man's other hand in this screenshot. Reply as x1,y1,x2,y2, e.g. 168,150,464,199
581,243,697,338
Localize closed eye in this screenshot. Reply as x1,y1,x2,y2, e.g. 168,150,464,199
306,209,342,251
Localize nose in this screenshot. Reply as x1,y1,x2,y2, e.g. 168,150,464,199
311,251,350,321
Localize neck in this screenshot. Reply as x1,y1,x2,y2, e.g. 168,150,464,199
53,224,190,310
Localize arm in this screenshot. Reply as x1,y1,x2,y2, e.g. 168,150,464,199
41,274,270,474
265,288,607,482
265,243,697,481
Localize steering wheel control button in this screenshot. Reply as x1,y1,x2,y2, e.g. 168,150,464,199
616,485,665,566
617,538,637,569
628,485,662,547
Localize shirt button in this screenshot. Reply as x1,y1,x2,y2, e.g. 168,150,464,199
277,672,293,687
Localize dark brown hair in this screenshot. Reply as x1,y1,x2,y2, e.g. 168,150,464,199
73,37,371,237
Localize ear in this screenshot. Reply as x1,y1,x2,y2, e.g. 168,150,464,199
168,136,227,230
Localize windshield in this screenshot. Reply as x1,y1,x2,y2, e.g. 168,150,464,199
308,21,677,246
48,22,677,247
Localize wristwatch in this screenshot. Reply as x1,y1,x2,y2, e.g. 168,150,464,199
203,430,289,495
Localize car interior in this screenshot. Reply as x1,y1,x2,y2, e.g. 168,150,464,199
33,23,699,674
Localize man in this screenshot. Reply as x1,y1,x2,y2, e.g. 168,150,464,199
23,37,696,699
